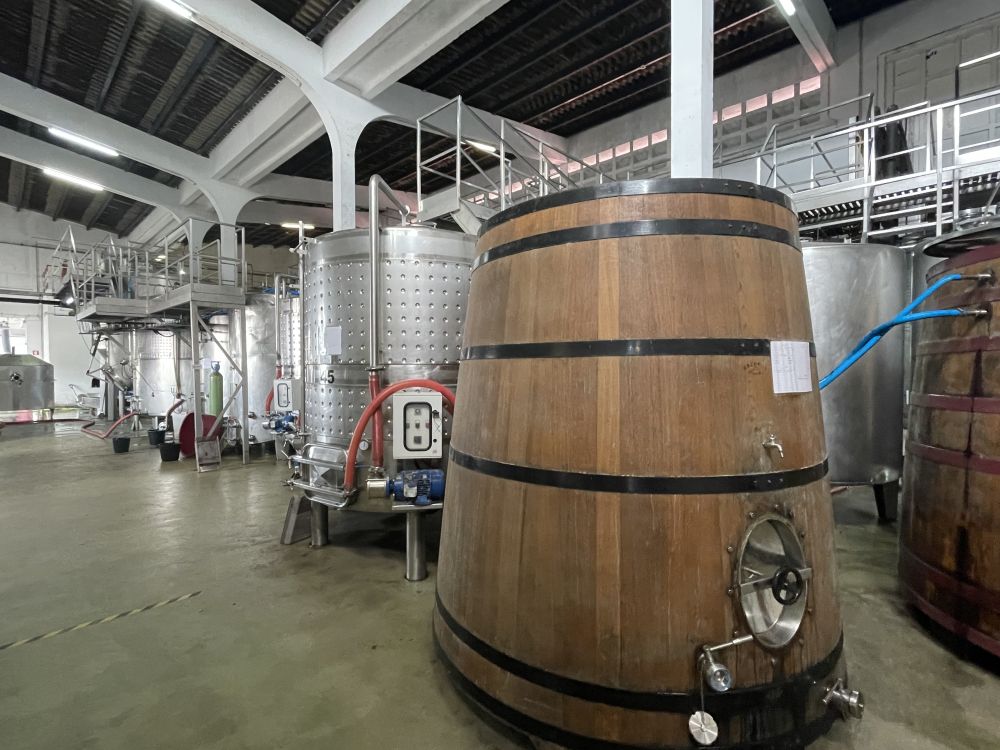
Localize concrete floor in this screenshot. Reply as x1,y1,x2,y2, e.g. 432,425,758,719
0,427,998,749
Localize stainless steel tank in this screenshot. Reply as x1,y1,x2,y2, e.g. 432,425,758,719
0,329,10,355
301,226,475,501
133,331,192,417
238,293,280,444
192,294,282,445
803,242,907,499
0,354,55,411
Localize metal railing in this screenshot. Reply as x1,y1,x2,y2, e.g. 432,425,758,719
39,226,82,297
757,86,1000,238
416,95,614,218
40,217,247,311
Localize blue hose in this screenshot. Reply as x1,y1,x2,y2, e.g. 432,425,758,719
817,272,967,391
819,308,964,390
899,273,963,318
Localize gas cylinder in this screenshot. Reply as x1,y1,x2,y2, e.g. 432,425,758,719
208,361,224,416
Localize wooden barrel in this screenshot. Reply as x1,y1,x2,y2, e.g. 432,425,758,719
901,244,1000,658
435,179,851,749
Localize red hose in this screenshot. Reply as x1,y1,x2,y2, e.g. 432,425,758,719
165,397,185,431
81,411,137,439
342,379,456,492
264,365,280,413
165,397,185,419
369,371,384,468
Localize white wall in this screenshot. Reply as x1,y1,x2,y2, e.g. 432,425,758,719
566,0,1000,170
42,311,94,404
0,204,106,403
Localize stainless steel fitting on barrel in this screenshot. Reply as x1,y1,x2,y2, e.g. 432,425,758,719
823,677,865,719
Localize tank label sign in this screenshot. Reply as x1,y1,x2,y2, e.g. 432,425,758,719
323,326,343,358
771,341,813,394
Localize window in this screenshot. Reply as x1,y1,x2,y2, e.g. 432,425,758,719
746,94,768,113
721,103,743,121
800,75,822,94
772,84,795,104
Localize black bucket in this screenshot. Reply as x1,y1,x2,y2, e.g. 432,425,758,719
147,428,166,446
159,442,181,462
112,437,131,454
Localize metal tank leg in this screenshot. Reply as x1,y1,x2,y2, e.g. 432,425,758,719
310,501,330,547
406,511,428,582
873,480,899,524
280,495,312,545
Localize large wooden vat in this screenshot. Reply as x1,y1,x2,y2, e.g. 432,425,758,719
434,179,854,749
901,244,1000,658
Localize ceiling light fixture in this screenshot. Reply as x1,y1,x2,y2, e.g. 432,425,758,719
777,0,796,16
48,128,119,158
42,168,105,192
281,222,315,230
959,50,1000,68
468,141,498,154
149,0,194,20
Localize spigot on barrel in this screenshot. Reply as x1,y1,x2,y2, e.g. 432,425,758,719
823,678,864,719
696,635,753,693
698,647,733,693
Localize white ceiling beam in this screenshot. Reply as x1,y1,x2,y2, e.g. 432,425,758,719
207,78,323,183
322,0,509,98
0,74,339,216
129,208,181,245
781,0,836,72
237,201,335,226
0,74,206,178
253,175,416,210
0,126,200,220
218,105,327,187
184,0,567,148
185,0,565,228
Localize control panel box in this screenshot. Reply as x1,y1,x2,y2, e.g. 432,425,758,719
273,378,303,413
391,390,443,459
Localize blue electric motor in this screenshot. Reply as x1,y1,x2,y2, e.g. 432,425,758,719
385,469,445,507
270,413,297,433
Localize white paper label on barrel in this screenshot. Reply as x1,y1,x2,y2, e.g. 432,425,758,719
770,341,813,394
324,326,343,357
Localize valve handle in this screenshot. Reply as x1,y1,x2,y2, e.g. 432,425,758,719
771,567,804,605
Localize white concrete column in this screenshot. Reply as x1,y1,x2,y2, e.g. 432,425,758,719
203,188,255,284
670,0,714,178
319,115,367,231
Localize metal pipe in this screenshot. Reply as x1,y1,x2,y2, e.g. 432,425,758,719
367,176,411,469
269,272,298,416
406,511,428,581
367,175,411,372
238,306,250,465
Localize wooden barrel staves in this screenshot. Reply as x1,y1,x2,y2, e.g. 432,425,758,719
434,178,857,749
901,244,1000,658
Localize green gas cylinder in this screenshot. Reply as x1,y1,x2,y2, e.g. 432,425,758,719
208,361,224,416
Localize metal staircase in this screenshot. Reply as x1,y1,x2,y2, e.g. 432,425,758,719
415,96,614,232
